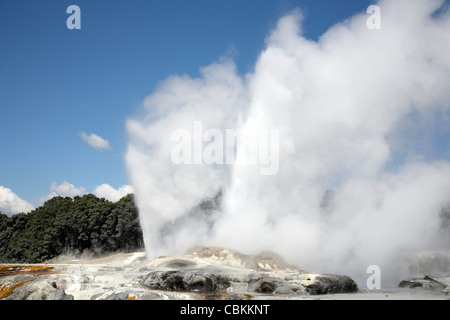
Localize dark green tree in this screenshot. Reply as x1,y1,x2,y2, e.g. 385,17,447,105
0,193,144,263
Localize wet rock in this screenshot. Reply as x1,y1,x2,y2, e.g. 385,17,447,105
254,278,279,293
104,291,131,300
141,268,358,297
248,274,358,295
141,270,218,293
249,277,303,294
300,274,359,295
399,275,448,293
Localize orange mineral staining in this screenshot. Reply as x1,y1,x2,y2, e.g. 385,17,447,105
0,280,34,299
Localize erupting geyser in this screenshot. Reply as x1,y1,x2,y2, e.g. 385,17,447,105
126,0,450,284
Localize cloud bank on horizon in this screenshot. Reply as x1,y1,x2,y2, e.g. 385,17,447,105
126,0,450,279
0,182,134,216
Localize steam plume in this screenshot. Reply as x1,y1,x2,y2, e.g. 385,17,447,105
126,0,450,283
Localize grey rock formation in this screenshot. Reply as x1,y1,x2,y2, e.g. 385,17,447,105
2,275,74,300
140,268,359,296
301,274,359,295
249,277,305,294
141,248,359,297
104,291,131,300
141,270,220,292
399,275,450,294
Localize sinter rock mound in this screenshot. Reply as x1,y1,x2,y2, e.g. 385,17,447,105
142,246,359,296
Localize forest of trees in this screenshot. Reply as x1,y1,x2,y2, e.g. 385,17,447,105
0,193,143,263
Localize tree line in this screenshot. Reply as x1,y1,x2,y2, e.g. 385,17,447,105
0,193,143,263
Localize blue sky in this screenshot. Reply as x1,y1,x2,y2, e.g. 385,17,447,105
0,0,398,214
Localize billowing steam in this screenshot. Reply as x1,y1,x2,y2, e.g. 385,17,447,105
126,0,450,284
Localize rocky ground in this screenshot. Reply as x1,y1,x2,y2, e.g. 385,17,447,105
0,246,449,300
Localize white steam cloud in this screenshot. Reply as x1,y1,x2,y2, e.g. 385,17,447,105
126,0,450,283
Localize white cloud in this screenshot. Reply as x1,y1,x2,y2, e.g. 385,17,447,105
79,132,111,150
35,181,87,206
49,181,87,198
31,182,133,208
0,186,34,216
93,184,134,202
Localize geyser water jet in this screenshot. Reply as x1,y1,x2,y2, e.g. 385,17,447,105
170,120,279,175
126,0,450,285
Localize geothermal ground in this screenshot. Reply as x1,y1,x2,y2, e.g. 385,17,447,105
0,247,449,300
